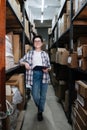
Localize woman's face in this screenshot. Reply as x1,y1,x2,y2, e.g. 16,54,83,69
34,38,43,49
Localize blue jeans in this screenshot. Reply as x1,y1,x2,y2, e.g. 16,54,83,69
32,70,48,112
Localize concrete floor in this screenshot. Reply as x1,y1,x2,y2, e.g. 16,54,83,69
22,85,72,130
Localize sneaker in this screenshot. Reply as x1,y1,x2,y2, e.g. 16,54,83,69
37,112,43,121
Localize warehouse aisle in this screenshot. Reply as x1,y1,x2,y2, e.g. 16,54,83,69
22,85,72,130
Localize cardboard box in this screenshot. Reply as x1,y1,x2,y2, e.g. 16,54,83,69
82,45,87,57
66,0,70,14
6,85,13,103
74,108,87,130
77,94,87,110
56,48,69,65
75,101,87,124
73,120,82,130
68,52,78,68
77,45,87,58
13,35,21,63
67,15,70,29
6,56,14,70
77,37,87,46
6,74,25,110
61,13,68,33
76,81,87,98
79,58,87,71
25,45,32,54
74,0,79,13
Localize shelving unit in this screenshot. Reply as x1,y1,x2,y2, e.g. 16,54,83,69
0,0,33,129
49,0,87,124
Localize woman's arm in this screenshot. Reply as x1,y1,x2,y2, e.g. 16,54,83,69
20,61,31,70
42,52,51,73
19,53,31,70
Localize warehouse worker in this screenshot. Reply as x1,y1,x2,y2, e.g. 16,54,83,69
19,35,51,121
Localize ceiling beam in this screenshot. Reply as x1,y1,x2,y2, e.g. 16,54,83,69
34,20,52,28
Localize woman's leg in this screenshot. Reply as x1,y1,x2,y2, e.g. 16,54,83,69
39,83,48,112
32,70,43,108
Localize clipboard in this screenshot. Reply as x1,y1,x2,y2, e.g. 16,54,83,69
33,66,48,70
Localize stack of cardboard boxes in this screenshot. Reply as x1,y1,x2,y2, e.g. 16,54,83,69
6,32,22,69
72,81,87,130
77,37,87,71
74,0,87,14
6,73,25,130
58,0,71,38
56,48,69,65
8,0,22,22
6,74,25,110
5,35,14,70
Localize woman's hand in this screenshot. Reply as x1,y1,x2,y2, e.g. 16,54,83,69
24,62,31,70
20,62,31,70
42,68,49,73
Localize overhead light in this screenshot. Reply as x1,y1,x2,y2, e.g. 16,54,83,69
41,0,44,12
41,12,43,23
41,0,44,23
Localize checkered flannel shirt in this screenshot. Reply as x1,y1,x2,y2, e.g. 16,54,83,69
19,50,51,86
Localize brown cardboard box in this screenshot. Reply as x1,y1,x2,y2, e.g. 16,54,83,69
6,85,13,103
79,58,87,71
73,121,82,130
77,45,87,58
56,48,69,65
68,52,78,68
82,45,87,57
66,0,70,14
67,15,70,29
75,101,87,124
74,108,87,130
77,94,87,110
6,74,25,110
13,35,21,63
61,13,68,33
74,0,79,13
6,95,13,103
77,37,87,46
6,74,25,98
76,81,87,98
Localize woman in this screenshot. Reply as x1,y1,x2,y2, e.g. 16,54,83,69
19,35,51,121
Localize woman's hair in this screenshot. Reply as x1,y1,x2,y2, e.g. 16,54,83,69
33,35,43,43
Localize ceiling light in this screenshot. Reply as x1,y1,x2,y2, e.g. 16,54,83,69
41,12,43,23
41,0,44,12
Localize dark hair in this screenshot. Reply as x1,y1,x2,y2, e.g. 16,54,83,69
33,35,43,43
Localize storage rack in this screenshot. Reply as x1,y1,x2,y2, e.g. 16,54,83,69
0,0,33,129
49,0,87,124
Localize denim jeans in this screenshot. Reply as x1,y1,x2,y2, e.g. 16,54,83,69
32,70,48,112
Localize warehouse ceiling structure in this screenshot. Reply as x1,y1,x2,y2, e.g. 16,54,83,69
25,0,61,27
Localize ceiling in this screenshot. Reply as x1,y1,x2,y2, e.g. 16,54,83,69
25,0,61,27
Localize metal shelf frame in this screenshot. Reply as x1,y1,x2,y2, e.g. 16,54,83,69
49,0,87,124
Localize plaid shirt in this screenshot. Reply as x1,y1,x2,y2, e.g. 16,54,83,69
19,50,51,85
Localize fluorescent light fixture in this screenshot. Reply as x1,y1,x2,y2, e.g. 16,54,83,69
41,0,44,12
41,0,44,23
41,13,43,23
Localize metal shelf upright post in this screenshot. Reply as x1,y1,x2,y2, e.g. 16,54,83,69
68,0,75,124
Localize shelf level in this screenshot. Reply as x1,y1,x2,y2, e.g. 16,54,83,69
6,0,24,32
6,65,20,74
72,1,87,21
58,0,66,19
